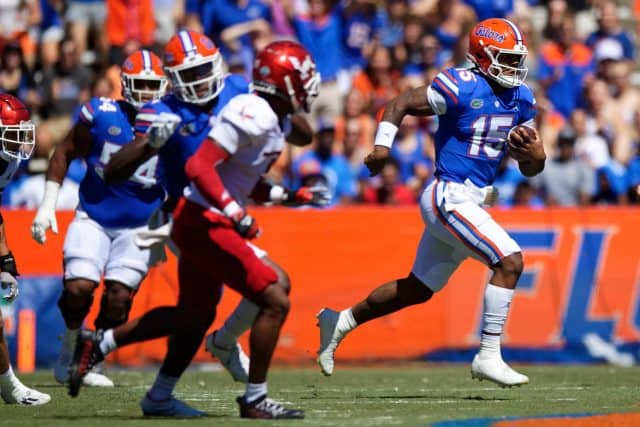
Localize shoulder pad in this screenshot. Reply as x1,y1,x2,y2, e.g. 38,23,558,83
224,74,251,94
431,68,478,109
219,94,278,138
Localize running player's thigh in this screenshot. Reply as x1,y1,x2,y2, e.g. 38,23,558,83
63,214,110,282
105,226,150,290
205,226,278,301
411,228,467,292
429,200,520,266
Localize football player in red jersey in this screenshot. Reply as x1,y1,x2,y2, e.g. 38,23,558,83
0,94,50,405
69,41,326,419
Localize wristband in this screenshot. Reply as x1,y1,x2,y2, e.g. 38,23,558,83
269,185,287,203
223,200,243,219
373,121,399,149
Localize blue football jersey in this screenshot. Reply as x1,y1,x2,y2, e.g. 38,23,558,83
135,74,250,198
78,97,165,228
429,67,537,187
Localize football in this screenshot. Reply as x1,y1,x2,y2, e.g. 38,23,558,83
508,125,537,147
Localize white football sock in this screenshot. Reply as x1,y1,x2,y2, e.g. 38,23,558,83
0,366,22,391
337,308,358,335
215,298,259,349
478,284,514,360
99,329,117,356
244,382,267,404
147,373,179,401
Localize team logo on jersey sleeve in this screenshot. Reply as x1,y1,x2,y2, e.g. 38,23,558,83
108,126,122,136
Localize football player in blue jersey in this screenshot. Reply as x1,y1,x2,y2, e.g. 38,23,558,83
102,30,314,390
317,18,546,387
0,94,50,406
30,50,168,389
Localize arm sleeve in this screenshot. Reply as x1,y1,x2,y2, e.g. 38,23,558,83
427,85,447,116
184,138,234,210
78,99,97,126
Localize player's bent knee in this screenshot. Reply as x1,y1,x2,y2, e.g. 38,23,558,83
276,270,291,294
63,279,97,297
95,281,135,330
402,274,434,303
58,288,95,325
497,252,524,278
260,284,290,319
262,258,291,294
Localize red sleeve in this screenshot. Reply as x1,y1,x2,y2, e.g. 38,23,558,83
185,138,234,210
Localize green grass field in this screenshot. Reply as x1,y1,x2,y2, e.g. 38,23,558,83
2,363,639,426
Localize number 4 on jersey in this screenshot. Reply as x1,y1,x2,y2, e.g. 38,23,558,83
96,142,158,188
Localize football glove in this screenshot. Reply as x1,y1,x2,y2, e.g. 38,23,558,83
224,201,261,239
0,252,19,277
284,184,331,207
1,272,18,303
0,253,19,303
147,113,182,149
31,181,60,244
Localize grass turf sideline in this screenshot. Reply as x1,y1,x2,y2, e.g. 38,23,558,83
2,364,639,426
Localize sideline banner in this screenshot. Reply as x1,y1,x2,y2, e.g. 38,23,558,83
2,207,640,369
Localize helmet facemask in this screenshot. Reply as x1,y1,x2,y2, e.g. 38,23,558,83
122,74,168,109
0,120,35,160
484,44,528,88
166,54,225,105
284,70,321,113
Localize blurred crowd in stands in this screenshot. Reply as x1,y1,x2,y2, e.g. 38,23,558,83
2,0,640,208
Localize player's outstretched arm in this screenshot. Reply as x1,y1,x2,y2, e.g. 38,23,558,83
381,85,434,125
365,86,434,176
287,114,313,147
105,112,181,184
249,177,331,207
31,122,92,244
103,135,157,184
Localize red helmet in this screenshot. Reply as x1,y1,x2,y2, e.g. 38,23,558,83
467,18,528,88
163,30,225,105
253,41,320,113
0,94,34,160
121,49,168,109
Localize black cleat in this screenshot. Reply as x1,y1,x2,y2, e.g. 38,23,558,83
237,395,304,419
68,329,105,398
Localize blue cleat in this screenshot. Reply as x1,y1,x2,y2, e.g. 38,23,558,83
140,393,206,417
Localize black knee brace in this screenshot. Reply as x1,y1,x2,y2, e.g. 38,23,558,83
58,289,94,326
94,284,134,330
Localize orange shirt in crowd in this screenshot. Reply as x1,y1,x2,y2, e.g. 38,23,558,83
106,0,156,46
